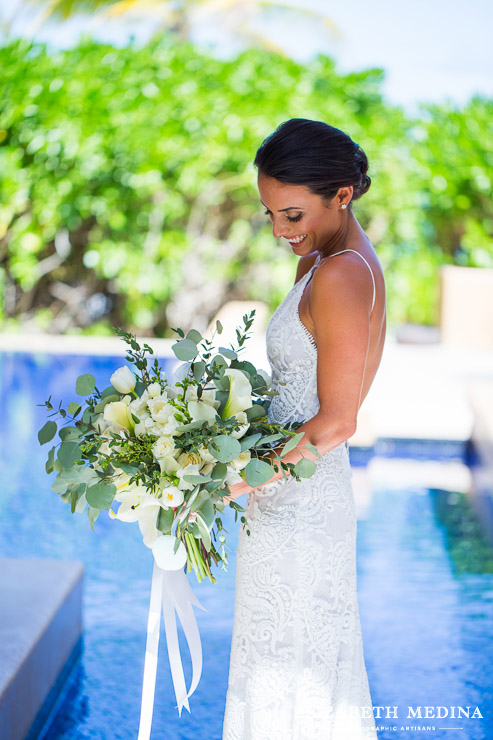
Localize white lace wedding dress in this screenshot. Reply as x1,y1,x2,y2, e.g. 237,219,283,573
222,251,378,740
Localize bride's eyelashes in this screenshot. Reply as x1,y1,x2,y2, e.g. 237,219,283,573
263,209,303,223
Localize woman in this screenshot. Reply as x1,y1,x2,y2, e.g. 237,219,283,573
222,118,385,739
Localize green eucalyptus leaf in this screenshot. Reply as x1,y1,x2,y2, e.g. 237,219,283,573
86,481,116,510
218,346,237,360
216,320,223,334
57,441,83,468
193,513,211,552
239,433,263,451
157,506,174,534
46,446,56,474
172,338,198,361
243,458,274,488
88,506,100,531
67,401,82,416
192,360,206,381
59,426,84,442
209,435,241,463
294,458,317,478
183,473,212,484
186,329,202,344
94,395,120,412
76,374,96,396
196,498,214,528
38,420,57,445
305,443,322,458
280,431,305,457
245,404,266,421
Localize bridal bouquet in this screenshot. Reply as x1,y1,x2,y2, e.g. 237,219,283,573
37,310,321,734
38,310,320,583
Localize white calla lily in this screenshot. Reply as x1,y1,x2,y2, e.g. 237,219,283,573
230,410,250,439
103,400,135,434
188,400,218,425
222,368,253,420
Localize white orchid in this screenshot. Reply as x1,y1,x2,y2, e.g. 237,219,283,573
159,480,184,508
109,484,166,548
110,366,136,394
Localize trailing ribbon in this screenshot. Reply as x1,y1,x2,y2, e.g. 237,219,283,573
137,560,207,740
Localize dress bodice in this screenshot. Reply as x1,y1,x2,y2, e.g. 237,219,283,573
265,255,321,427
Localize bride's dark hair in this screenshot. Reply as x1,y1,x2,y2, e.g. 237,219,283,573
253,118,371,208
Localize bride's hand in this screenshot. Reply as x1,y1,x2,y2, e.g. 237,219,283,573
222,479,254,506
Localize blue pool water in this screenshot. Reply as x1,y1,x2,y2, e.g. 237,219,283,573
1,350,492,740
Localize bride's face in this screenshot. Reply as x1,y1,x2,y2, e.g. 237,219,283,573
257,173,350,256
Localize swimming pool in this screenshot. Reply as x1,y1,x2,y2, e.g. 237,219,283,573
1,350,492,739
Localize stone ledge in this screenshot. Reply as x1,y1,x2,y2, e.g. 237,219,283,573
0,559,84,740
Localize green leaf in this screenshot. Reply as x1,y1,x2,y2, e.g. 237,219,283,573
76,374,96,396
117,462,140,475
196,498,214,528
210,354,228,372
157,506,174,534
59,426,84,442
183,473,212,484
186,329,202,344
255,433,284,445
46,446,56,474
88,506,100,531
239,432,263,451
216,320,223,334
38,420,57,445
101,385,118,399
172,338,198,361
175,420,206,433
280,431,305,457
193,513,211,552
209,434,241,463
243,458,274,487
67,401,82,416
86,481,116,510
94,395,120,412
57,441,82,468
305,443,322,458
218,346,237,360
245,404,266,421
192,360,206,381
294,458,317,478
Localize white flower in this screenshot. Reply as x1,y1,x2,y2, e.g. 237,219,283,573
187,400,218,425
177,450,202,467
225,466,244,486
152,435,176,460
230,411,250,439
159,480,184,508
147,382,163,398
200,462,214,476
152,535,187,570
129,389,150,418
222,368,253,420
198,445,216,463
110,366,136,394
158,454,180,476
103,400,135,434
109,484,165,548
176,462,201,490
147,395,175,422
231,449,251,471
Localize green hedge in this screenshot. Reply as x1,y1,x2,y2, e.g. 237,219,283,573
0,33,491,334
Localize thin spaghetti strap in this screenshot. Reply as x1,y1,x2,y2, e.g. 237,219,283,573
328,249,376,312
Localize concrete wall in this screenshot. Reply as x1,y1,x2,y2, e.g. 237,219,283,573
0,559,84,740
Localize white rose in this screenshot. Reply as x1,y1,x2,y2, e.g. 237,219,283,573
110,366,136,394
177,450,202,467
152,435,176,460
147,395,174,421
198,445,215,463
200,462,214,476
231,449,251,471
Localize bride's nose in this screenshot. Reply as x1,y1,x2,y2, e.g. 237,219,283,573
272,219,290,239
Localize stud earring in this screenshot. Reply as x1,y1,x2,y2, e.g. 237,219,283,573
341,204,347,210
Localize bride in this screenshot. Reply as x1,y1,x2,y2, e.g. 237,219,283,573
221,118,386,739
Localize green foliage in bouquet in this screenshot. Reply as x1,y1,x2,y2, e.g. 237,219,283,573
38,311,321,583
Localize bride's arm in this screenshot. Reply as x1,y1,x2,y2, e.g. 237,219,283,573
225,257,372,502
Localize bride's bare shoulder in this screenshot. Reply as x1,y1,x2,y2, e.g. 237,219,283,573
294,252,318,284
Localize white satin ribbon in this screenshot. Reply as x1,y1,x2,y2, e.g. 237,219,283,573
137,561,207,739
